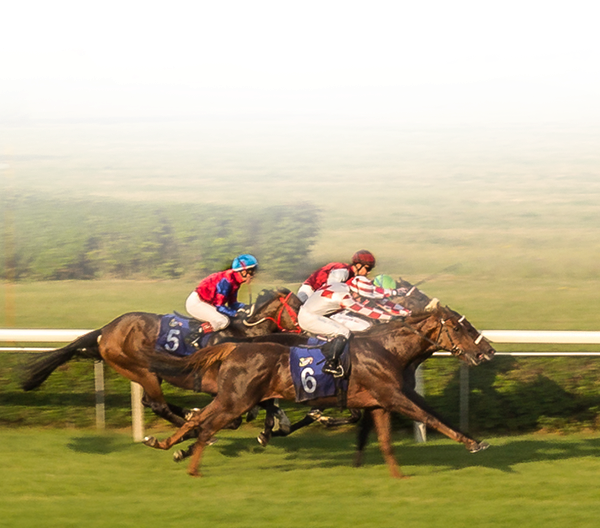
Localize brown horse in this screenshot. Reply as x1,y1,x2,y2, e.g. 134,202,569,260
20,288,301,427
163,276,443,461
143,304,495,478
255,276,440,440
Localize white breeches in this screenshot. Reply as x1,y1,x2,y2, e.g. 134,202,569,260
185,291,230,331
298,309,372,339
296,284,314,304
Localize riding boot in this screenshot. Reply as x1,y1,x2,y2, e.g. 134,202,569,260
322,335,348,378
187,322,214,349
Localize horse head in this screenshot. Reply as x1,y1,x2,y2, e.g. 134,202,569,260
432,305,496,366
393,277,435,313
243,288,301,333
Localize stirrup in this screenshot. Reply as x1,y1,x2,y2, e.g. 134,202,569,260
322,364,345,378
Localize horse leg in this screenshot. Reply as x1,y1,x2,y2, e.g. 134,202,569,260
257,408,275,447
101,345,188,427
256,400,291,446
187,441,206,478
185,404,247,477
321,408,363,427
383,389,488,453
371,408,405,479
143,406,210,451
141,390,186,427
354,409,373,468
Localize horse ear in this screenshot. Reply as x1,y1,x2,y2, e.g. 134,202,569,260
424,298,440,312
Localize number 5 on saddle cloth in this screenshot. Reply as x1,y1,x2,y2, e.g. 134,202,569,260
155,314,211,357
289,338,350,404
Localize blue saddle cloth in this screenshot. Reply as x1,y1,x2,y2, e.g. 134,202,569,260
155,314,211,357
289,337,349,402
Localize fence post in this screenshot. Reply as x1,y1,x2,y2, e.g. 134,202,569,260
413,365,427,443
94,360,105,430
131,382,145,442
459,363,469,432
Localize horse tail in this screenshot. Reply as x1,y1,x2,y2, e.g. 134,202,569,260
19,329,103,391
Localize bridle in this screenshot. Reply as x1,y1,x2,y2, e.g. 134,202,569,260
401,315,464,356
242,292,302,333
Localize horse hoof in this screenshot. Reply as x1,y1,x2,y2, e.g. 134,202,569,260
184,408,200,421
469,441,490,453
257,432,269,447
142,436,157,448
173,450,186,462
206,437,218,446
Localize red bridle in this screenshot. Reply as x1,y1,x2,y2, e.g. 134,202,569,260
263,292,302,333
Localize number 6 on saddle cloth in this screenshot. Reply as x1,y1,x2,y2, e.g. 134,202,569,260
289,338,350,403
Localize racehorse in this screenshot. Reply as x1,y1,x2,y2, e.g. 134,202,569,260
20,288,301,427
163,276,442,461
256,276,440,441
143,303,495,478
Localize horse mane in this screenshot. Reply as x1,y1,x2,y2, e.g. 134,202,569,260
359,307,440,338
147,343,238,378
248,288,291,318
185,343,238,373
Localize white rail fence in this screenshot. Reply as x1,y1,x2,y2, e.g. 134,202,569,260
2,329,600,443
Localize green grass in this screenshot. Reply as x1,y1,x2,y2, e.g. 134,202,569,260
2,275,599,331
1,427,600,528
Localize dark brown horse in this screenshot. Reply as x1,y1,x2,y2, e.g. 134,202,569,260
143,304,495,478
164,276,444,461
256,276,441,440
20,288,302,426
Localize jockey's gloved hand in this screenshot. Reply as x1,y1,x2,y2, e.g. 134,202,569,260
393,287,409,296
236,305,250,315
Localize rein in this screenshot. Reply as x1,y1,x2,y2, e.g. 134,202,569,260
242,292,301,333
399,316,462,355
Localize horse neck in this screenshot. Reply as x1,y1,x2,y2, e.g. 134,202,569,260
228,317,278,337
369,316,441,363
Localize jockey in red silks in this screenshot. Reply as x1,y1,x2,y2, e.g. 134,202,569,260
296,250,377,303
185,254,258,340
298,275,410,377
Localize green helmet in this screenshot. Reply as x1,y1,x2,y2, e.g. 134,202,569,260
373,274,396,289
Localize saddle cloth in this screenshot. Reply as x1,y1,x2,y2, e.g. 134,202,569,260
289,337,349,402
155,314,210,357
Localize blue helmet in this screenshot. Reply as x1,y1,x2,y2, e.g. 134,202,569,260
232,254,258,272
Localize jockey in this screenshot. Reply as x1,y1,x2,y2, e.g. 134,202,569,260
298,275,410,377
296,249,377,303
185,254,258,344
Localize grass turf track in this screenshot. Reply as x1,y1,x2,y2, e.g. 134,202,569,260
1,426,600,528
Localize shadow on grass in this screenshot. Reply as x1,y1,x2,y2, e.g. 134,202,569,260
194,427,600,475
67,434,135,455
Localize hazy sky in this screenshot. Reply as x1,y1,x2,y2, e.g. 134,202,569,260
1,1,599,126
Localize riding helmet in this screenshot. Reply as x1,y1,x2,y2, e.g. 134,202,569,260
351,250,376,269
232,254,258,271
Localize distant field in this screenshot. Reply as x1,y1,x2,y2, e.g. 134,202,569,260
1,427,600,528
2,121,600,285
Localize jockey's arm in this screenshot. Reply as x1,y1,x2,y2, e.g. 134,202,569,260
215,278,238,317
326,267,350,285
340,295,393,322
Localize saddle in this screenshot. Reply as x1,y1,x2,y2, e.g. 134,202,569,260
289,338,350,408
155,313,210,357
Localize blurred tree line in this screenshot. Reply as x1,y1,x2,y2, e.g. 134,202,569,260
0,196,320,281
